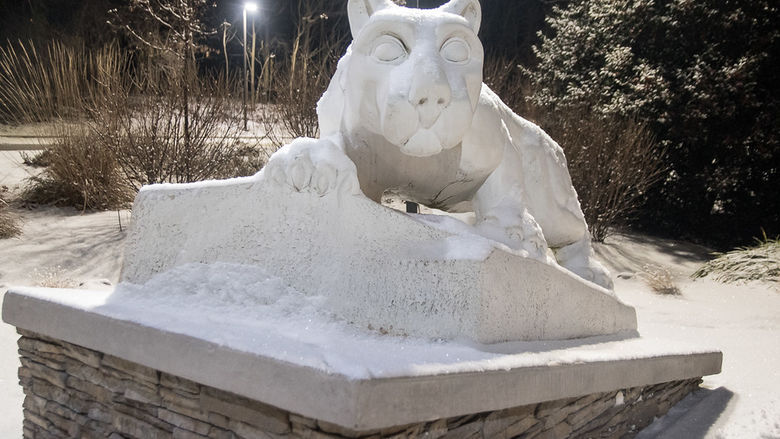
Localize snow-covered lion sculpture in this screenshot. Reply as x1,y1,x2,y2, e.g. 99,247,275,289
265,0,612,290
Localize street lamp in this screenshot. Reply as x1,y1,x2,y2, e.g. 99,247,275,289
243,2,259,130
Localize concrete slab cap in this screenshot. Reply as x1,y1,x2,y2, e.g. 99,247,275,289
2,289,721,431
119,175,636,343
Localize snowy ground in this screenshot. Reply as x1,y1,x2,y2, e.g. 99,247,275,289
597,237,780,438
1,149,779,438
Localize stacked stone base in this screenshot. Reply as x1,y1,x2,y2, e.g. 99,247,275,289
16,330,703,439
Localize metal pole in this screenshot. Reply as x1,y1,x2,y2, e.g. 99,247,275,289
242,8,248,131
251,15,256,107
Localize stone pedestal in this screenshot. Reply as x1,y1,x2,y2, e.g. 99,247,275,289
16,329,705,439
3,288,721,439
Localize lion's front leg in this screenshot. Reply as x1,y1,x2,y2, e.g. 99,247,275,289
473,153,613,290
468,110,613,290
553,235,614,290
489,115,613,290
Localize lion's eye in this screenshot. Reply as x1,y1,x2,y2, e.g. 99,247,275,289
372,36,406,63
441,38,470,63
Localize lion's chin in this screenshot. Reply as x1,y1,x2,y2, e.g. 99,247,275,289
399,129,444,157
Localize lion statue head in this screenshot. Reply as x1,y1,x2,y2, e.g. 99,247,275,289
318,0,484,158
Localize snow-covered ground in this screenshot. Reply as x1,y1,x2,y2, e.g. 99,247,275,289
1,149,778,438
597,237,780,438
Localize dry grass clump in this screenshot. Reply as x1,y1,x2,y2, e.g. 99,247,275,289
640,265,682,295
21,150,53,168
693,234,780,285
3,38,136,210
21,124,133,210
0,195,22,239
0,40,123,124
34,266,77,289
16,46,258,210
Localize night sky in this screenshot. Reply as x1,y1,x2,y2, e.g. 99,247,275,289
0,0,549,64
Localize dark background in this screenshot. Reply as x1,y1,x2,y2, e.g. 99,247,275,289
0,0,548,64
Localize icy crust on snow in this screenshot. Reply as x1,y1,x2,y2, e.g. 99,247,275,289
9,277,712,380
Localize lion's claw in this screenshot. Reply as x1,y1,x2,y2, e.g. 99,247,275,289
289,153,313,191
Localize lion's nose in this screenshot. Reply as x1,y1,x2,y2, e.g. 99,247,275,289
409,64,452,128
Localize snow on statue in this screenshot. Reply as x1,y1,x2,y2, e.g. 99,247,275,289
265,0,612,290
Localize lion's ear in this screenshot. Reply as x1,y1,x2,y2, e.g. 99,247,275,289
440,0,481,34
348,0,396,38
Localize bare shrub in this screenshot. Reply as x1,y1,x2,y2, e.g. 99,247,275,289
483,54,666,242
111,0,226,171
530,108,665,241
693,233,780,284
88,71,249,190
0,40,125,124
22,71,256,209
271,65,327,140
641,265,682,295
483,54,531,116
263,1,348,145
21,124,132,210
224,144,267,178
21,150,53,168
554,111,665,241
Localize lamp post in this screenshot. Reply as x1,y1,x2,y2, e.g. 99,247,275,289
243,2,258,131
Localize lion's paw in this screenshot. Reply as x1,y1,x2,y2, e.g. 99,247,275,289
264,137,360,196
564,259,614,291
555,237,614,290
474,208,549,261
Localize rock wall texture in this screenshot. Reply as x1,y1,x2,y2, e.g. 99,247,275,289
17,330,702,439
